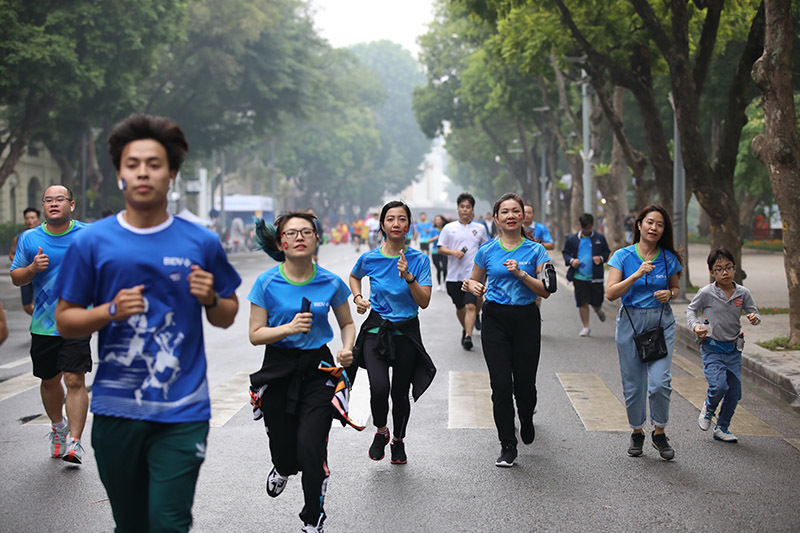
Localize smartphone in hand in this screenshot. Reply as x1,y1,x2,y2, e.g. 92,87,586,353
301,297,311,334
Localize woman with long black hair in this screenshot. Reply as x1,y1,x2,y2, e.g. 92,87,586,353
430,214,448,291
606,205,683,461
349,200,436,465
462,193,554,468
247,211,355,533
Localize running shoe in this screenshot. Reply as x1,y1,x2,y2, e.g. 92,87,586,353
62,438,84,464
390,440,407,464
48,423,70,458
579,327,590,337
627,432,645,457
266,466,288,497
713,426,738,443
651,431,675,460
596,308,607,322
475,312,482,331
520,417,535,445
368,430,390,461
698,403,714,431
495,444,517,467
302,524,323,533
462,336,473,350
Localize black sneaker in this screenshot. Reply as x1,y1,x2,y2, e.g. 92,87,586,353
495,444,517,467
461,329,466,342
651,431,675,461
390,440,407,464
627,432,645,457
462,336,473,350
520,417,535,445
368,431,390,461
475,312,482,331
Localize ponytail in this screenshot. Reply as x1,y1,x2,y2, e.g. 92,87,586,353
252,217,285,262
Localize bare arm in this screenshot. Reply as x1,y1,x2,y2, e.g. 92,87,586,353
332,301,355,366
10,246,48,287
56,284,147,338
606,261,652,302
349,273,370,315
248,302,312,346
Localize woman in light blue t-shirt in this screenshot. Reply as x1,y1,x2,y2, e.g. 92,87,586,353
463,193,554,468
247,211,355,533
607,205,682,462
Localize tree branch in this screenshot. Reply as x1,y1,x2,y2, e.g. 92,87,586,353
692,0,724,94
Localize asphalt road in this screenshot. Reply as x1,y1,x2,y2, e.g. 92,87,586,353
1,243,799,532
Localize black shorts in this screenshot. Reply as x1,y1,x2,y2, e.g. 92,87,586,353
30,334,92,380
446,281,478,310
20,284,33,306
420,242,430,252
574,279,604,308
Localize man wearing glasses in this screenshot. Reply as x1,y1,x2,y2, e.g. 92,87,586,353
10,185,90,464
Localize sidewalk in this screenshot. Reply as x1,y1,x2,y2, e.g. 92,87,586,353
552,242,800,413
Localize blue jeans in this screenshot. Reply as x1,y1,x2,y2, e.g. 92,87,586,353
701,345,742,429
615,306,676,429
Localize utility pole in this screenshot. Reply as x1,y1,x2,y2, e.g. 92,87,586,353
581,70,592,216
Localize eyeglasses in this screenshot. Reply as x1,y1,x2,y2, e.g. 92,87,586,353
281,229,316,239
712,266,735,274
42,196,71,204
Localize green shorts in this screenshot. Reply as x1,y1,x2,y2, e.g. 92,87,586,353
92,415,209,533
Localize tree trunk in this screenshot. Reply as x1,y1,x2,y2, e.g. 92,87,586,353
596,87,631,251
752,0,800,345
0,93,56,189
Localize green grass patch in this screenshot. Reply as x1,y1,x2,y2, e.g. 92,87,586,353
759,307,790,315
756,336,800,351
743,239,783,252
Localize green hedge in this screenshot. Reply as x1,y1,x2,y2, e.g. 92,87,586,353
0,222,26,256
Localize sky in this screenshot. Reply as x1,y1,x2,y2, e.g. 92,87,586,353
310,0,436,59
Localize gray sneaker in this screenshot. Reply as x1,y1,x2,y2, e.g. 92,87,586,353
627,432,645,457
698,403,714,431
595,307,607,322
48,423,70,458
713,426,738,443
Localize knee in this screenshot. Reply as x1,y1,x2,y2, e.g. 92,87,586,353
63,372,86,391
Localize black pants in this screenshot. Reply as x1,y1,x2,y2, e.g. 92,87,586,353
262,368,334,526
432,253,447,285
363,334,417,439
480,301,542,447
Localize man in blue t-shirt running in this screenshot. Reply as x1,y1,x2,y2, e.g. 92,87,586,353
11,185,90,464
55,114,241,532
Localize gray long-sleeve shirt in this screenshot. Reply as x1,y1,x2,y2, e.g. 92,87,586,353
686,282,760,342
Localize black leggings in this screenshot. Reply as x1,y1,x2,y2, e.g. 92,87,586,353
480,301,542,447
363,334,417,439
262,369,334,526
432,253,447,285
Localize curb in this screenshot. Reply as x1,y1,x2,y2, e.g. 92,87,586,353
553,263,800,413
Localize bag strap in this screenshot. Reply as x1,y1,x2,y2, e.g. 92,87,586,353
622,305,639,337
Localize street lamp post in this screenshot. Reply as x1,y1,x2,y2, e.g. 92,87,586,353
581,69,592,216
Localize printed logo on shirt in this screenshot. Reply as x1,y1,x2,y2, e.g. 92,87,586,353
733,297,743,307
472,229,478,236
313,301,329,308
163,256,192,268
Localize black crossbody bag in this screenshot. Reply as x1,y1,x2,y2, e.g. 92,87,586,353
622,252,671,363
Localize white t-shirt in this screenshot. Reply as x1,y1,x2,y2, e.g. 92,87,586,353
366,217,380,235
437,220,489,282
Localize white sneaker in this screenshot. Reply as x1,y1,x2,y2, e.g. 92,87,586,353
713,426,738,443
579,327,590,337
302,525,323,533
698,404,713,431
266,466,288,497
436,285,443,292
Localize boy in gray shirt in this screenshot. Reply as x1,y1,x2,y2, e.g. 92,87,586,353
687,249,760,443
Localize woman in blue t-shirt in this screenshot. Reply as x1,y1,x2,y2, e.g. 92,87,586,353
430,214,447,291
349,200,435,465
462,193,553,468
247,211,355,533
606,205,682,461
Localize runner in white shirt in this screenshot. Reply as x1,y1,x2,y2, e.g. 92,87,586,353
436,192,488,350
365,213,381,249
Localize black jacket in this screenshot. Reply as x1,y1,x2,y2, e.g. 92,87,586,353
562,231,611,283
350,310,436,401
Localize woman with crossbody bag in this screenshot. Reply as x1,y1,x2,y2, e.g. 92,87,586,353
606,205,682,461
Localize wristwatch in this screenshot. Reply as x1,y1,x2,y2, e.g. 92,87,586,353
204,291,220,309
405,274,416,284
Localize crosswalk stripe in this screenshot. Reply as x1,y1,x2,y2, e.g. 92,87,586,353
0,373,40,402
557,373,630,431
786,439,800,452
0,357,30,370
671,376,781,437
448,371,494,429
209,371,252,428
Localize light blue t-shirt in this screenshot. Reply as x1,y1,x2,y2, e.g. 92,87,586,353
11,220,87,336
430,228,441,253
417,220,434,243
351,246,432,322
474,238,550,305
608,244,683,308
248,263,350,350
56,214,242,423
575,235,593,281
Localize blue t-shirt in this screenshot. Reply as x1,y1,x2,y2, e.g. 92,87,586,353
11,220,87,336
608,244,683,308
417,220,434,243
430,228,441,253
575,235,593,281
351,246,432,322
248,263,350,350
533,222,553,244
474,239,550,305
56,214,242,423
